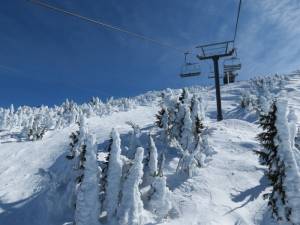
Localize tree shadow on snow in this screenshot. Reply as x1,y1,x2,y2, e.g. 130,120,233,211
224,175,270,215
0,191,47,225
223,107,258,123
0,152,74,225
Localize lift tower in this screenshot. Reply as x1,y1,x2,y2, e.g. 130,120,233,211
196,41,235,121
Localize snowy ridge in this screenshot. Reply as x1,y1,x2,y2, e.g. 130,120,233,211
1,73,300,225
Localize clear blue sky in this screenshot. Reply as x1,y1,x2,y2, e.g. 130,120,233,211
0,0,299,107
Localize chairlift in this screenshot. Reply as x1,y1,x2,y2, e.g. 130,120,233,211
223,55,241,84
223,56,241,73
180,52,201,77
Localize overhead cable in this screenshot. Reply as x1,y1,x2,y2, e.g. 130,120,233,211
29,0,185,52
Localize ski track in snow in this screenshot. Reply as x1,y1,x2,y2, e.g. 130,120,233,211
1,74,300,225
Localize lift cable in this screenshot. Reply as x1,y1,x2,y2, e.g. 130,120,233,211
233,0,242,44
29,0,186,53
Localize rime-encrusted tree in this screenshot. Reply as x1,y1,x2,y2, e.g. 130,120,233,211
143,135,159,186
157,152,165,177
99,133,113,214
179,88,190,105
148,176,172,220
191,96,205,139
155,107,166,129
172,102,185,141
127,121,142,159
66,130,80,160
118,147,145,225
257,100,300,223
273,100,300,224
256,101,277,165
148,135,158,177
180,105,194,151
105,128,123,221
75,134,101,225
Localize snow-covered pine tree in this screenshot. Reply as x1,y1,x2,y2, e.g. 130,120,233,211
256,101,277,165
105,128,123,222
190,95,205,139
155,107,166,129
127,121,142,159
118,147,145,225
148,176,172,220
99,132,113,217
66,130,80,160
178,88,190,105
273,100,300,224
0,109,9,131
180,105,194,151
75,134,101,225
161,107,171,142
148,135,158,177
257,99,300,223
171,100,185,141
157,152,165,177
72,116,89,201
143,134,159,186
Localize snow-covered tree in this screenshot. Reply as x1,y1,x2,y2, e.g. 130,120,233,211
148,176,172,220
155,107,166,129
99,134,113,214
148,135,158,177
256,101,277,165
157,152,165,177
105,128,123,221
180,105,194,151
161,107,171,142
75,134,101,225
143,135,159,186
118,147,145,225
66,130,80,160
127,122,142,159
178,88,190,105
273,100,300,224
257,99,300,223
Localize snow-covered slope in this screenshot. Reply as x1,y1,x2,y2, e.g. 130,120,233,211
1,73,300,225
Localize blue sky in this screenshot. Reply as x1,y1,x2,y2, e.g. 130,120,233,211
0,0,299,107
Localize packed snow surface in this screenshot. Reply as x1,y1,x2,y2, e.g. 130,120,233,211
1,73,300,225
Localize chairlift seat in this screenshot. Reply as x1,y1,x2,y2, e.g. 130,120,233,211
224,63,241,72
179,58,202,77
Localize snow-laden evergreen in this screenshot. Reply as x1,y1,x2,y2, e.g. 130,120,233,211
148,176,172,221
127,122,142,159
105,128,123,221
118,147,145,225
180,105,194,151
75,134,101,225
274,99,300,224
148,135,158,177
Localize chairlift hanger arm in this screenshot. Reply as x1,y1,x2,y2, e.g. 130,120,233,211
196,40,234,49
197,48,235,61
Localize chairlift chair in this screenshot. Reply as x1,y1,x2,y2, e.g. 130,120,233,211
223,55,241,84
223,56,241,73
180,52,201,77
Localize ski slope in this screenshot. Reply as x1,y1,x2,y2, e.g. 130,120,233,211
1,73,300,225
